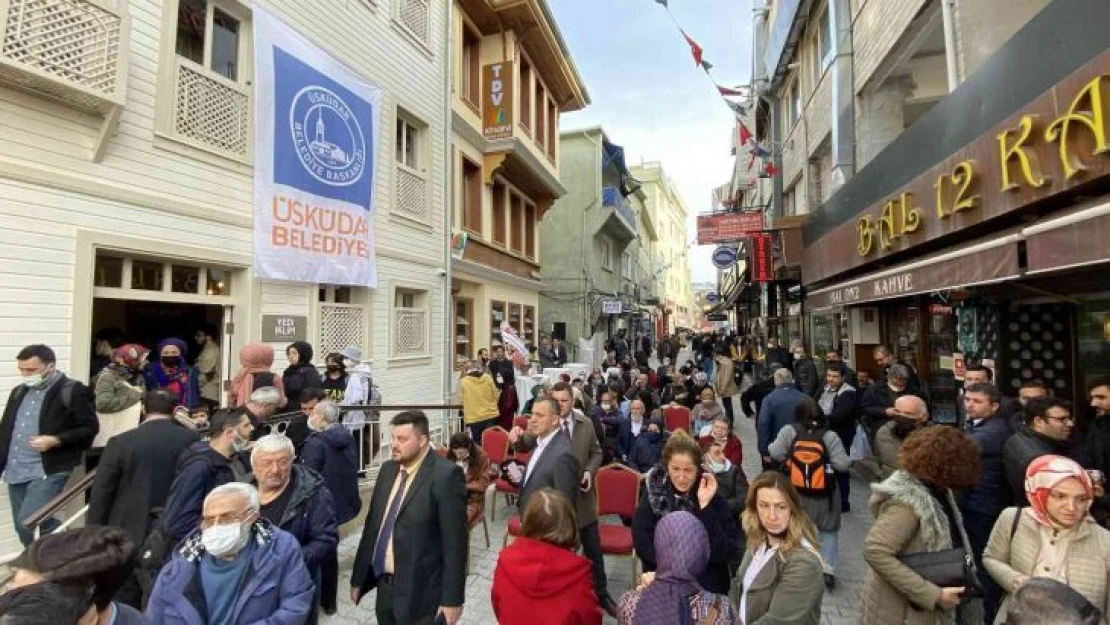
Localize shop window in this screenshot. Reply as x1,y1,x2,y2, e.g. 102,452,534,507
1078,299,1110,390
490,300,506,347
454,298,473,366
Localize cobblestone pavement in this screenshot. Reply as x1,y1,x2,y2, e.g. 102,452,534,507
323,396,874,624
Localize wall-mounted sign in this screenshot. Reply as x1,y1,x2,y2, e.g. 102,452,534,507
706,312,729,321
711,246,738,270
805,56,1110,285
482,62,514,140
601,299,623,315
706,292,720,303
261,315,307,342
750,233,775,282
697,212,765,245
450,230,468,260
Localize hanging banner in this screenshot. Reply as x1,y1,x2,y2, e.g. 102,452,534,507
252,6,382,286
483,62,514,140
750,233,775,282
697,212,765,245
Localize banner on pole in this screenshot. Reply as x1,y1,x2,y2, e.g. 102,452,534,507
696,212,764,245
750,233,775,282
253,7,382,286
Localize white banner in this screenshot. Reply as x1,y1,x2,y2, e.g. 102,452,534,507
252,6,382,286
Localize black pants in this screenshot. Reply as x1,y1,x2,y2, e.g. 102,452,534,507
721,396,735,427
579,521,609,600
374,575,438,625
320,550,339,610
963,509,1003,624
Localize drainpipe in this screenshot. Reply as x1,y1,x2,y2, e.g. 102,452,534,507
940,0,959,91
441,1,455,423
829,0,855,186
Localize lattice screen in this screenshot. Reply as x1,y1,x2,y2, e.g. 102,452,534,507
396,0,429,44
395,165,428,220
393,308,427,356
319,304,366,358
173,62,249,157
2,0,121,94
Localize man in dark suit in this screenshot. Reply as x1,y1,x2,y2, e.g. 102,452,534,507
510,395,580,510
551,338,569,367
350,411,467,625
537,382,614,616
87,387,199,607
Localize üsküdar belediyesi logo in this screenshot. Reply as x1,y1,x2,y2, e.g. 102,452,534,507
289,84,366,187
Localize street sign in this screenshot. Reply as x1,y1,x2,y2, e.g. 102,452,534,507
711,246,737,270
706,292,720,303
601,299,623,314
697,212,765,245
706,312,729,321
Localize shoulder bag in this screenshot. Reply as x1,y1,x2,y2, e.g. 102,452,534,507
895,502,985,597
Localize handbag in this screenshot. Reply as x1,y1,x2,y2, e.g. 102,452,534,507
93,401,142,448
897,519,984,598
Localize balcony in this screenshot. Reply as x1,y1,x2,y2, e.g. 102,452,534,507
601,186,637,242
171,57,250,161
0,0,129,159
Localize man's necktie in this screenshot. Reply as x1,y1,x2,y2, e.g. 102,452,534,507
372,467,408,576
562,418,571,439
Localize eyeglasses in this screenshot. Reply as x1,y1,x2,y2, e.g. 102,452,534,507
200,512,250,528
255,457,293,470
1041,415,1075,424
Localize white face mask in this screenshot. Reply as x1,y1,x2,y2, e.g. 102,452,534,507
232,434,248,453
601,403,612,411
21,374,45,388
201,522,249,557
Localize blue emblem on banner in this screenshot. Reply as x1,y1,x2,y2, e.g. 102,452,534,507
273,47,374,207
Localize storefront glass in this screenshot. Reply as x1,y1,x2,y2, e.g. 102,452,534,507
1078,298,1110,391
927,305,959,425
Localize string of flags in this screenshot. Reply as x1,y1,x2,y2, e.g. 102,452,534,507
652,0,778,185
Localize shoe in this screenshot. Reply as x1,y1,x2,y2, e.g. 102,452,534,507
842,501,851,513
600,595,619,618
321,605,338,616
824,574,837,590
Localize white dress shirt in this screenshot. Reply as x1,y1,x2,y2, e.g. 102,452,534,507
523,429,560,485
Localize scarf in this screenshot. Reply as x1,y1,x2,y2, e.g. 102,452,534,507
1024,454,1094,529
229,342,281,406
151,338,190,399
645,467,698,517
113,343,148,370
633,511,708,625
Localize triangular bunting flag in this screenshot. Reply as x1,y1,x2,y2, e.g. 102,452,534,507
738,121,752,147
725,100,748,116
682,31,704,67
717,85,744,97
749,140,770,158
700,59,714,71
654,0,668,6
764,161,779,177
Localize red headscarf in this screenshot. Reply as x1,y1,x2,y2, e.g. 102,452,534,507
112,344,148,370
1024,455,1094,528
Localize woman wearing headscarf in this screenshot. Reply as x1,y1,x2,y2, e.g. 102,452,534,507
94,344,149,414
618,511,738,624
282,341,322,411
984,455,1110,624
227,342,285,408
632,431,738,594
142,338,201,408
737,471,825,624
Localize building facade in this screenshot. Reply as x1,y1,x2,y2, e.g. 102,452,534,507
448,0,588,368
0,0,453,556
748,0,1108,423
631,162,696,332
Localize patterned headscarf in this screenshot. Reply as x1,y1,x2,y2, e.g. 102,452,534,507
633,511,708,625
1024,455,1094,528
156,338,188,359
112,344,148,370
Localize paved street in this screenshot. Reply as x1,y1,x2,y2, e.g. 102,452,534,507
323,404,874,624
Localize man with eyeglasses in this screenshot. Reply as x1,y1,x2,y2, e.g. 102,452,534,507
1004,398,1085,506
250,434,337,624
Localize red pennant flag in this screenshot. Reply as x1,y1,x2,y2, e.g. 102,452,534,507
682,31,703,67
717,85,744,97
738,120,752,147
764,161,779,177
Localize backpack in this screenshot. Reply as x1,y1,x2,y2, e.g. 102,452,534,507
785,428,832,496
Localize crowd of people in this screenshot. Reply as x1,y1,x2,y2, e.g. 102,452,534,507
3,329,1110,625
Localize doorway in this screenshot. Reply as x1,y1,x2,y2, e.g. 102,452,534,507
91,299,225,368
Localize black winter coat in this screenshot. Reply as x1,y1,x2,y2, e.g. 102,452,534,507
632,467,738,594
628,431,666,473
740,378,775,418
283,364,322,412
0,374,98,476
1003,428,1082,506
793,358,820,396
301,424,362,524
961,416,1014,519
160,441,241,541
253,464,338,572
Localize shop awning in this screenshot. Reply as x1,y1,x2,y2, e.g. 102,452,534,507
1023,198,1110,276
807,232,1022,311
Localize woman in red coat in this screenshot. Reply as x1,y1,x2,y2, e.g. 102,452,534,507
492,488,603,625
698,416,742,466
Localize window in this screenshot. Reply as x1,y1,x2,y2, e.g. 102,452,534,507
535,82,547,151
394,0,430,46
524,203,536,259
395,111,428,220
818,5,834,68
165,0,251,159
622,251,633,278
519,58,533,133
318,286,365,360
461,26,481,107
392,287,429,358
599,237,613,271
547,98,558,159
461,157,482,233
492,180,507,246
510,193,524,253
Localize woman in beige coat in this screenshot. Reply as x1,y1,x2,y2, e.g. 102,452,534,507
736,471,825,625
984,454,1110,624
860,426,984,625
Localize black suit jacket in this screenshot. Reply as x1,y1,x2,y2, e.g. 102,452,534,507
515,432,580,515
351,450,468,623
87,419,199,547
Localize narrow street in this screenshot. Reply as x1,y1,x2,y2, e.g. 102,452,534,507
322,406,874,624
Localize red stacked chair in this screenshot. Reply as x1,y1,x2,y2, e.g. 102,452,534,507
662,404,693,433
595,463,642,577
483,427,518,521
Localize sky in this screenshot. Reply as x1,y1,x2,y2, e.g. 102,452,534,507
548,0,754,283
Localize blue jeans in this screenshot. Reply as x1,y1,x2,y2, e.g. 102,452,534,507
818,529,839,574
8,472,70,545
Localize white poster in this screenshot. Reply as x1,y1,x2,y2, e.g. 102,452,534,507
252,6,382,286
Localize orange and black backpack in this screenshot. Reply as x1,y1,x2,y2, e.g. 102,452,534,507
785,428,832,497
